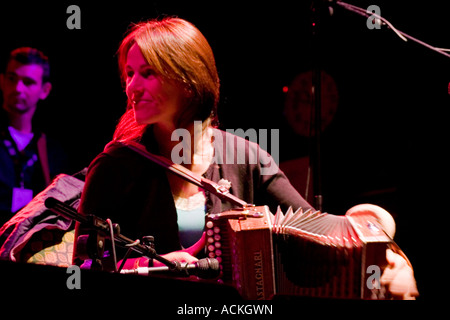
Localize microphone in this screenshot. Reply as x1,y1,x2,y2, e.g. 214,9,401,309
120,258,220,279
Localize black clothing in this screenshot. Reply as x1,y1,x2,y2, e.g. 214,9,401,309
77,128,312,256
0,126,68,226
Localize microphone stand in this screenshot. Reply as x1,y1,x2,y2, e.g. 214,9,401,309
44,197,179,273
45,142,256,273
310,1,333,211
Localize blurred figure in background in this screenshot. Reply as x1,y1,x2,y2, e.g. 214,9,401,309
0,47,68,226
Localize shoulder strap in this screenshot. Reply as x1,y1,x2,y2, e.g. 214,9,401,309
37,133,51,186
117,140,249,208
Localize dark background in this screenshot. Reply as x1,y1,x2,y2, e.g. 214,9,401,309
1,0,449,301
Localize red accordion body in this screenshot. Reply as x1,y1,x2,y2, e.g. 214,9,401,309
205,206,392,300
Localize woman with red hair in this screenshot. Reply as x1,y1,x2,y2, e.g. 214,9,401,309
74,17,417,299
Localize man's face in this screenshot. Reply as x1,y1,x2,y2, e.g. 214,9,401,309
0,60,51,116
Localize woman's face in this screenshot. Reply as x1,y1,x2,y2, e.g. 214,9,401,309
125,43,186,128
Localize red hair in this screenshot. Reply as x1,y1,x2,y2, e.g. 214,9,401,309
113,17,220,142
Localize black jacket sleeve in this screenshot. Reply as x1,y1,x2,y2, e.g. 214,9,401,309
211,129,314,214
76,143,182,256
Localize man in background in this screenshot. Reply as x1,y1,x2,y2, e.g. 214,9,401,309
0,47,68,226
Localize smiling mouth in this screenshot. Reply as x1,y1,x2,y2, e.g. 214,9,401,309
133,99,152,105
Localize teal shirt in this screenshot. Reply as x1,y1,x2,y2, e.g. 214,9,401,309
175,192,206,248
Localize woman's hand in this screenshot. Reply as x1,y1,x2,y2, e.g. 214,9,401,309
381,249,419,300
118,233,206,270
346,203,419,299
117,251,198,270
154,251,198,267
153,233,206,267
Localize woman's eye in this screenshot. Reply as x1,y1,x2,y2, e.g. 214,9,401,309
142,68,154,78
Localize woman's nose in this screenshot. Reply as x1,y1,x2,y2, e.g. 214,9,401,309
127,76,144,100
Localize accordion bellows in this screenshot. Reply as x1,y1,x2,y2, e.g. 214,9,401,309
205,206,392,300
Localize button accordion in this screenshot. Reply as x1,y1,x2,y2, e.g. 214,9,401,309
205,206,393,300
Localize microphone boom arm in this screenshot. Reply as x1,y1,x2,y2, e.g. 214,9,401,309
44,197,179,272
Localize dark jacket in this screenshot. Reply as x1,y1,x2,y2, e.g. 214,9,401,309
0,125,69,226
77,128,313,256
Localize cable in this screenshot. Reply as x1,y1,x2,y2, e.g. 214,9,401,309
117,239,141,273
336,1,450,59
106,218,118,273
